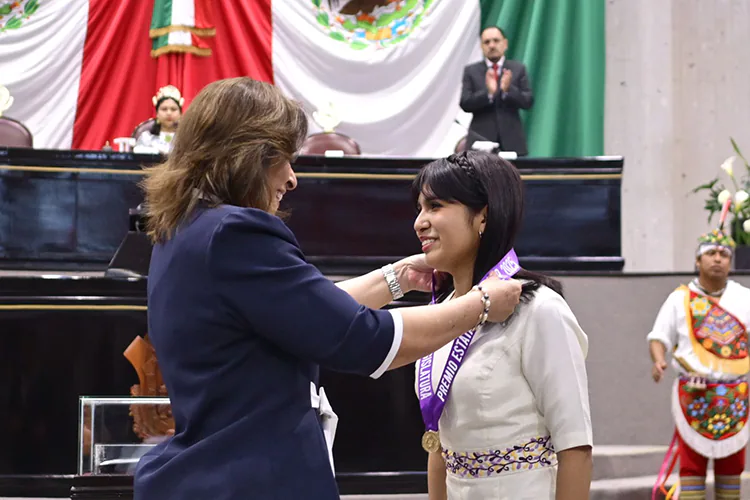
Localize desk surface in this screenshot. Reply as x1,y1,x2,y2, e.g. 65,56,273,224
0,146,623,168
0,148,624,273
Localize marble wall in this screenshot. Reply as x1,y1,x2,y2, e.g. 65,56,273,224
606,0,750,271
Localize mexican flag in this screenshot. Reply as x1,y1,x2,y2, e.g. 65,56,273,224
0,0,88,149
271,0,605,156
149,0,215,58
0,0,604,157
272,0,481,156
0,0,267,151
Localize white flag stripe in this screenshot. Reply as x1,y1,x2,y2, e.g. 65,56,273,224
170,0,195,29
0,0,89,149
167,30,192,46
272,0,481,156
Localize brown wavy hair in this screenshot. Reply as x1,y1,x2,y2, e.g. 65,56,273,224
141,77,308,243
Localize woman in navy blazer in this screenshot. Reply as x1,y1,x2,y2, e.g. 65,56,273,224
133,77,521,499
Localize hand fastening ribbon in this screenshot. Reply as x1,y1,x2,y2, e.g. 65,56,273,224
416,249,521,453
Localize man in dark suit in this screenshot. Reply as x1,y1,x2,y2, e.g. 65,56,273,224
460,26,533,156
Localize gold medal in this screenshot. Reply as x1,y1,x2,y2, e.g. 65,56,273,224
421,430,441,453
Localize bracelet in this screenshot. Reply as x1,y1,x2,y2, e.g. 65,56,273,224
381,263,404,300
471,285,491,327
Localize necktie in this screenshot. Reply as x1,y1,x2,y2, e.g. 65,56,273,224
492,63,499,81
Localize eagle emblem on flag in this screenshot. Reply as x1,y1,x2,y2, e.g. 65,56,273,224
0,0,39,33
311,0,434,50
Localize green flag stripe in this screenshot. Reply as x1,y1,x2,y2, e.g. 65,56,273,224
480,0,605,157
150,0,173,31
152,34,170,51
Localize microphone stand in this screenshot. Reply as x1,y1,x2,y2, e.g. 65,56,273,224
453,119,500,153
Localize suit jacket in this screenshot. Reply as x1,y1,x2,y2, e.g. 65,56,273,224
460,59,533,156
134,204,398,499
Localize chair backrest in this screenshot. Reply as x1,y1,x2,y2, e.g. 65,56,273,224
132,118,156,139
454,135,468,153
0,117,33,148
299,132,361,156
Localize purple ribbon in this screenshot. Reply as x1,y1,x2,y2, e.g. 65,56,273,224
416,249,521,432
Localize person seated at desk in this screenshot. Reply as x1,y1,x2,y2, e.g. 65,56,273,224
134,85,183,155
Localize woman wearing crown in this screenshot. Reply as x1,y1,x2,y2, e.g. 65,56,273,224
134,85,184,155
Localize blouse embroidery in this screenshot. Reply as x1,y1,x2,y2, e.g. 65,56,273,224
442,435,557,478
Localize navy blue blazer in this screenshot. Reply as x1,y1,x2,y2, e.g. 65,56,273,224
134,205,398,499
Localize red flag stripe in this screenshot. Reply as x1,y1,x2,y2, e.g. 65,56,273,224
72,0,155,150
194,0,215,33
72,0,273,150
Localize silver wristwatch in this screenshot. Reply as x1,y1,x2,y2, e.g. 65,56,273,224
381,263,404,300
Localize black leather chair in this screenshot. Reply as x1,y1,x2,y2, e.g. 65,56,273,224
132,118,156,139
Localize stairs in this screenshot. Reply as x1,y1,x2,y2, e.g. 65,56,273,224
591,444,669,500
591,445,750,499
343,445,750,499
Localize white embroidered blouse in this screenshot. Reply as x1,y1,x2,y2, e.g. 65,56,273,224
416,285,593,500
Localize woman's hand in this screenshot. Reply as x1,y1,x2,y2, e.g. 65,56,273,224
394,254,440,293
387,277,522,371
478,278,522,323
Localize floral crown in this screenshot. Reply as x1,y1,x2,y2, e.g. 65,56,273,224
696,199,736,256
697,229,735,250
152,85,184,109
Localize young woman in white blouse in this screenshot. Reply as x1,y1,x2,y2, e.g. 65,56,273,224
413,151,593,500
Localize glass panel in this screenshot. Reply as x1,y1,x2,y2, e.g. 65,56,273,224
78,396,171,475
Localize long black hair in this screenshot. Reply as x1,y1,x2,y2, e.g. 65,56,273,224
411,150,563,303
149,96,182,136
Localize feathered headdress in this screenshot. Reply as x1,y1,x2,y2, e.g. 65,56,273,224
696,197,736,256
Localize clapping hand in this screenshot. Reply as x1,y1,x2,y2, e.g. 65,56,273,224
485,68,498,95
500,69,512,93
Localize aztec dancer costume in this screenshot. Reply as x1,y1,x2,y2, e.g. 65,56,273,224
649,225,750,500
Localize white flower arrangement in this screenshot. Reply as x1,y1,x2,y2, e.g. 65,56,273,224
693,138,750,246
0,85,13,118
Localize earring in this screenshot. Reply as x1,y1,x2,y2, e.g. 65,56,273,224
479,230,483,238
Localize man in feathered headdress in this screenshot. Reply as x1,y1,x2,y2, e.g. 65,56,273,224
647,201,750,499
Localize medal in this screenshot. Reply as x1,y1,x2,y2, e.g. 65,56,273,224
421,430,441,453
